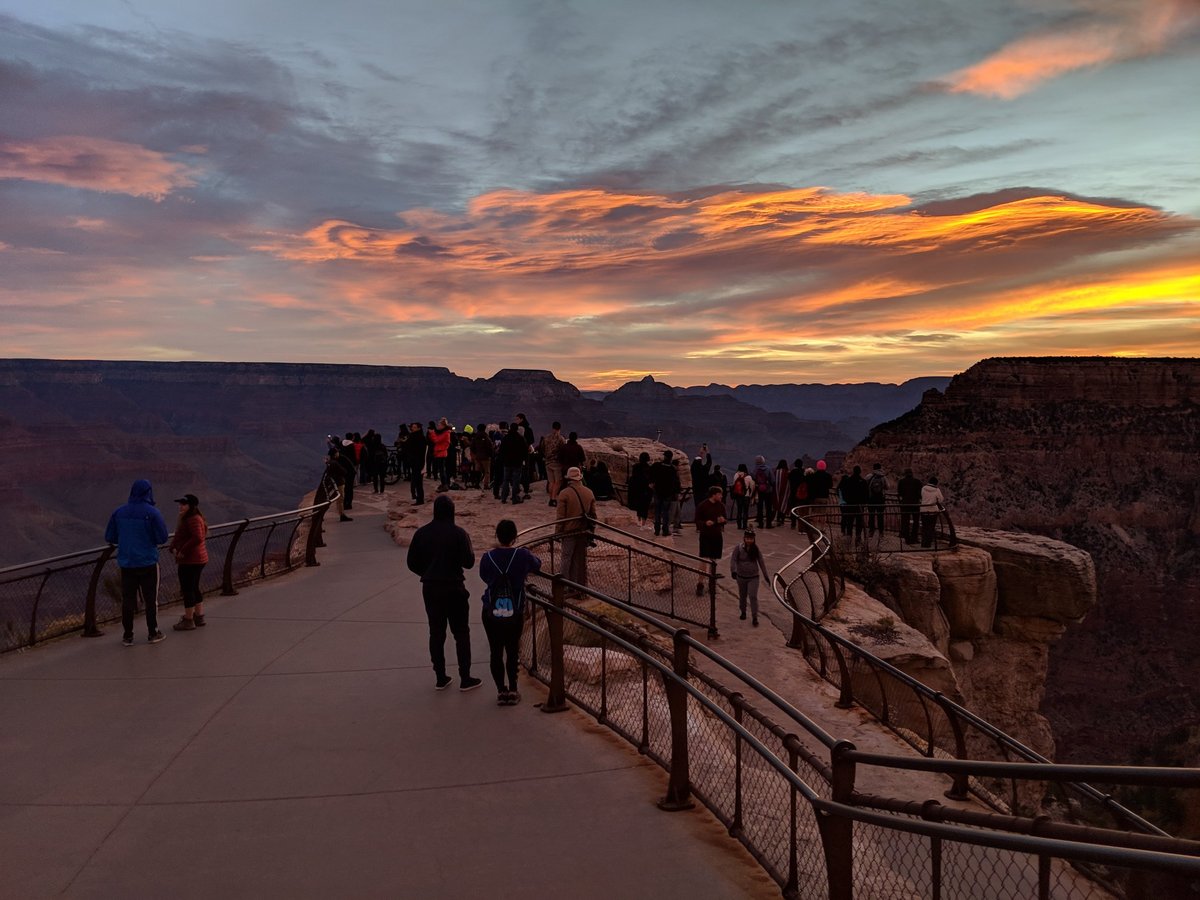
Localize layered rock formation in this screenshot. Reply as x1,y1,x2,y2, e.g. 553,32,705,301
843,356,1200,771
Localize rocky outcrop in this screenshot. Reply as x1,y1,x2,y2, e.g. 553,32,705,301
844,356,1200,769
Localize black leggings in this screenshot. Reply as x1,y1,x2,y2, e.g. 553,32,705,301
482,615,523,692
178,563,205,608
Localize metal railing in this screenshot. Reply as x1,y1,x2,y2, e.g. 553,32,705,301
517,517,719,637
0,481,333,653
790,497,957,553
519,572,1200,899
771,513,1170,841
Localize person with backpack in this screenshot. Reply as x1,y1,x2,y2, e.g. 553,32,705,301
479,519,542,705
866,463,888,537
752,456,776,529
556,467,597,587
731,463,754,530
730,529,770,627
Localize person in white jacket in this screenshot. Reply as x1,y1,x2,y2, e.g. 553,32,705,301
920,476,946,548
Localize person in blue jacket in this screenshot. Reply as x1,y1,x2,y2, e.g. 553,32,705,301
105,479,170,646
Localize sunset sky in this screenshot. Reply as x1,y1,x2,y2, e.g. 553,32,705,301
2,1,1198,388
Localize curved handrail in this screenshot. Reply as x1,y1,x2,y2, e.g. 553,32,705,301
520,574,1200,897
772,510,1167,837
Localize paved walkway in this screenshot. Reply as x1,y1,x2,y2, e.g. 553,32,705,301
0,496,776,899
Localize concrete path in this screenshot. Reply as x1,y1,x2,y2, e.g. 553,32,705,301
0,495,776,899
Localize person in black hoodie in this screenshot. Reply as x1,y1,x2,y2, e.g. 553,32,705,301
406,495,481,691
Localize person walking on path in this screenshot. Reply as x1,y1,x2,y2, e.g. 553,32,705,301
105,479,170,646
169,493,209,631
920,476,947,548
555,467,596,589
406,495,481,691
694,485,727,596
478,519,542,706
730,530,770,627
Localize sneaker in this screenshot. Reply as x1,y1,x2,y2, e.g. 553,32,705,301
460,676,483,692
752,618,759,627
497,691,511,706
172,617,196,631
148,631,165,644
122,635,134,647
435,675,453,691
340,514,353,522
739,611,747,621
508,690,521,706
193,614,206,628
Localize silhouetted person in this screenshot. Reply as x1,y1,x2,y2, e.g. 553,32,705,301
406,495,480,691
897,468,923,545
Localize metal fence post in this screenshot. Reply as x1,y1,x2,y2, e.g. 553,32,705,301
658,628,695,811
541,576,569,713
818,739,857,900
83,545,116,637
221,520,250,596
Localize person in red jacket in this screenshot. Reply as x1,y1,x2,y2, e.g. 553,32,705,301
170,493,210,631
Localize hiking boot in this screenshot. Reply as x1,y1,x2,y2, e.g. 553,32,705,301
172,617,196,631
435,675,453,691
460,676,482,692
148,631,165,644
193,614,206,627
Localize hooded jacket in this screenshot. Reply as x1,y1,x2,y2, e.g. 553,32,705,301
104,480,170,568
406,495,475,584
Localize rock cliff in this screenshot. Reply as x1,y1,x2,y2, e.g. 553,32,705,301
843,356,1200,770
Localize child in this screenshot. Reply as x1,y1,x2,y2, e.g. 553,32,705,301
478,519,542,705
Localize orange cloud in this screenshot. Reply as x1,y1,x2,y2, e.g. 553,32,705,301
940,0,1200,98
0,136,196,200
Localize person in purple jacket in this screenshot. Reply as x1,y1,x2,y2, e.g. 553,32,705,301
478,519,542,706
105,479,170,646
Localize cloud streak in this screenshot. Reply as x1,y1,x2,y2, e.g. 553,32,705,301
0,135,197,199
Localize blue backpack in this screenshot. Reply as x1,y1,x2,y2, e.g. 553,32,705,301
486,550,519,619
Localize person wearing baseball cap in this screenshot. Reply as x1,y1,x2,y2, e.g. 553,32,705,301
169,494,209,631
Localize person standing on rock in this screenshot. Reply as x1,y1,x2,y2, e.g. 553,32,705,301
694,485,727,596
105,479,170,646
406,495,481,692
730,530,770,627
866,462,888,537
920,475,946,548
479,519,542,706
556,467,596,588
628,451,653,527
897,468,923,545
752,456,775,529
169,493,209,631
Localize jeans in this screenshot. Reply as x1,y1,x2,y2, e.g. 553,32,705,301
500,465,523,502
735,574,760,618
482,615,523,692
121,564,160,638
422,582,472,680
653,497,672,534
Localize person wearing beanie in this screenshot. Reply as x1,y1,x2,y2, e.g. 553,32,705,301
555,466,596,589
406,495,480,691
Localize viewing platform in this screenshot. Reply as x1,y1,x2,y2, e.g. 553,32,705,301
0,495,774,898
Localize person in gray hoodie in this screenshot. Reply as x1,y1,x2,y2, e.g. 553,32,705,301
406,495,481,691
105,479,170,646
729,529,770,626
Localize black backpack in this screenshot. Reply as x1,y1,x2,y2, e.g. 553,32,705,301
868,473,886,501
486,550,519,619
